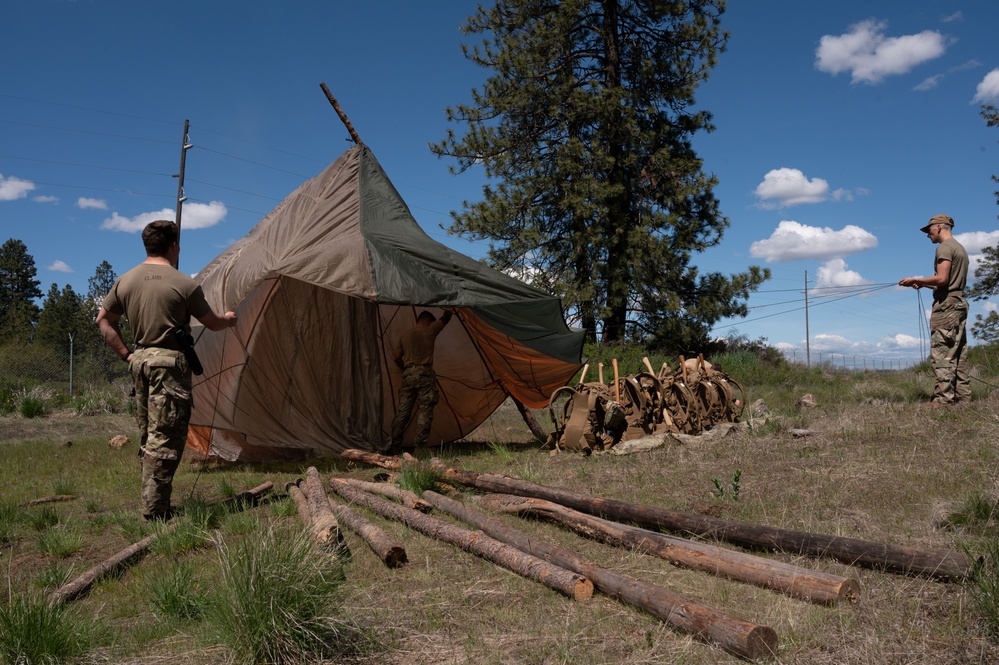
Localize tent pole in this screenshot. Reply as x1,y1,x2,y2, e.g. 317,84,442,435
320,82,362,145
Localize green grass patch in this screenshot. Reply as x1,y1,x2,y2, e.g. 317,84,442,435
202,527,372,664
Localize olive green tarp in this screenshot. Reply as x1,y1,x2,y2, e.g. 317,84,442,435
186,144,583,459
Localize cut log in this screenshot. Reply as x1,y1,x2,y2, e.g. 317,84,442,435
423,490,777,661
326,491,408,568
21,495,77,507
328,478,593,601
336,451,971,580
481,493,858,605
441,466,972,580
49,480,273,606
286,480,315,527
219,481,274,511
303,467,343,549
336,477,431,512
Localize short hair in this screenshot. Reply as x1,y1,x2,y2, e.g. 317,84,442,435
142,220,179,257
417,311,436,324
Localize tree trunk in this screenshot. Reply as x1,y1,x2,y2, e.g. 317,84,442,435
481,493,858,605
327,478,593,601
439,465,972,580
423,490,777,661
286,480,314,527
337,477,432,512
336,451,971,579
326,491,408,568
303,467,342,549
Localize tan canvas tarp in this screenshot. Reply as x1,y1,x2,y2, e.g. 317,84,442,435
186,144,583,459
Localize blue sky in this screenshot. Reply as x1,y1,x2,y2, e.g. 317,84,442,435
2,1,998,367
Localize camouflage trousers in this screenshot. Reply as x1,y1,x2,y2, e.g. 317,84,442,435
130,348,192,519
929,295,970,404
390,365,439,449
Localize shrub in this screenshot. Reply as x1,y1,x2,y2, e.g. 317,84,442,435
202,527,370,664
19,394,47,419
0,593,97,664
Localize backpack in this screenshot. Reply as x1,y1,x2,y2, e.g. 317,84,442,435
546,354,745,452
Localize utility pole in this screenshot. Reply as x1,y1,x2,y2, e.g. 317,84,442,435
804,270,811,368
172,119,193,269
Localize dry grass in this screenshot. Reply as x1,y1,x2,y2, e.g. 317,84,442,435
2,367,999,663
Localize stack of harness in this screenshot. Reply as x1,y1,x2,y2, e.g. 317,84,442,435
546,355,745,454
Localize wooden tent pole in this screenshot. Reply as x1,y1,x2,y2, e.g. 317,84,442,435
320,82,362,145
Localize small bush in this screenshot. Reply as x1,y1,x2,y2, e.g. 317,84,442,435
0,593,96,664
19,395,47,419
202,527,370,664
37,527,83,558
74,387,127,416
148,562,205,621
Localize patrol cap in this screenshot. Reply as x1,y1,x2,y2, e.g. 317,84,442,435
920,214,954,233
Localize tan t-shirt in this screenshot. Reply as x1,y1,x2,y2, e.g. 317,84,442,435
398,318,448,367
102,264,211,349
933,237,969,302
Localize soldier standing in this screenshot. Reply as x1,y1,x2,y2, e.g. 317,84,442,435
389,309,454,455
97,220,237,521
898,214,970,405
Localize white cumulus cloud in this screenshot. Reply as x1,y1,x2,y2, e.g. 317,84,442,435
815,258,870,289
100,201,228,233
77,197,108,210
754,168,830,208
878,334,922,350
47,260,73,273
750,221,879,262
972,68,999,103
815,19,947,84
0,174,36,201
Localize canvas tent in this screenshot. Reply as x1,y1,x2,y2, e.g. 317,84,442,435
186,143,584,460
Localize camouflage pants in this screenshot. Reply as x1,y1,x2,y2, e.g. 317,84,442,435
391,365,439,449
929,296,970,404
131,348,192,518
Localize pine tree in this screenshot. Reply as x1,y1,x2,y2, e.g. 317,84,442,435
35,283,84,359
0,238,42,344
968,105,999,341
432,0,769,350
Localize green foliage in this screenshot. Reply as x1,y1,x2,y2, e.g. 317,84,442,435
33,563,73,590
147,562,206,621
966,537,999,638
37,526,83,558
0,238,42,345
73,386,129,415
202,527,370,664
27,507,60,531
0,593,96,664
711,470,741,501
19,394,47,418
431,0,768,344
397,465,447,495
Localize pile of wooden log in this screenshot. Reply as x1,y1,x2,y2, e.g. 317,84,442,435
336,449,975,661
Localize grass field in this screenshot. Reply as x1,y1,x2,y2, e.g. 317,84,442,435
2,352,999,664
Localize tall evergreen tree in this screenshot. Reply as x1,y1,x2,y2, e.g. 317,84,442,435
432,0,768,349
0,238,42,344
967,105,999,341
83,260,126,354
35,283,84,359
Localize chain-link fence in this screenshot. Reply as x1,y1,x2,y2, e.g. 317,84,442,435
0,340,133,416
